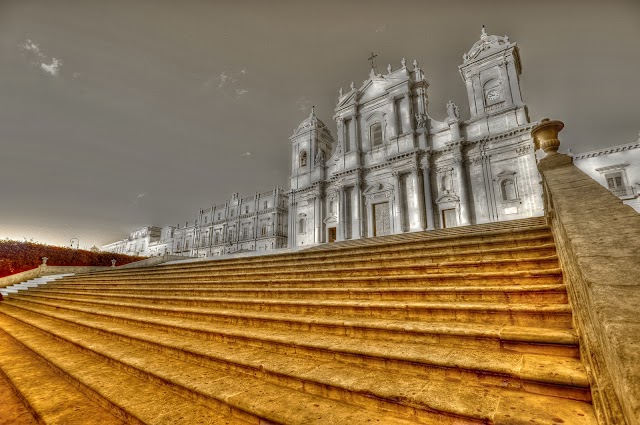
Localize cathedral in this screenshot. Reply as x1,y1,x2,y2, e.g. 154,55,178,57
103,28,558,256
288,27,543,248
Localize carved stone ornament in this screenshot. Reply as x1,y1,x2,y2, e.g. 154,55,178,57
415,113,427,129
314,149,325,165
462,26,512,63
446,100,460,120
516,144,532,156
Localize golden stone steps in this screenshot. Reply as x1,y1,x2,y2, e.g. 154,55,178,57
0,218,598,424
7,294,580,357
61,228,555,283
11,291,574,328
1,299,589,395
0,306,457,425
32,283,570,303
0,303,596,425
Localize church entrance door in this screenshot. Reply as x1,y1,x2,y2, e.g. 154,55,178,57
442,208,457,228
328,227,336,243
373,202,391,236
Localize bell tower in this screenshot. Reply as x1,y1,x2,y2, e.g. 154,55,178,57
459,26,529,126
289,107,335,190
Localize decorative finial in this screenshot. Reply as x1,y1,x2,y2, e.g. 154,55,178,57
350,81,355,91
311,105,315,116
413,59,418,69
531,118,565,157
401,58,406,68
387,64,392,73
339,87,343,97
481,25,487,38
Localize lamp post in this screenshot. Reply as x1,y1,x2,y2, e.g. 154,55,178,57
70,238,79,250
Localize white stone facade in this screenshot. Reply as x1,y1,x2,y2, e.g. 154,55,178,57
572,135,640,213
101,226,162,256
288,28,543,248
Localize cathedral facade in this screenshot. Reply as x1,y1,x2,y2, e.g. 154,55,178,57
288,28,543,248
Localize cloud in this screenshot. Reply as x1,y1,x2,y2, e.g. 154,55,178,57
20,39,73,78
375,24,387,33
240,151,252,157
41,58,62,76
296,96,311,112
203,69,248,95
20,39,44,57
136,193,147,199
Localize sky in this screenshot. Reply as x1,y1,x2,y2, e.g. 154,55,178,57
0,0,639,248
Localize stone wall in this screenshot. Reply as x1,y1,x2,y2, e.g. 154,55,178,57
537,147,640,423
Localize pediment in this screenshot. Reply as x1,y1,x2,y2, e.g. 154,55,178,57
436,193,460,203
363,182,393,195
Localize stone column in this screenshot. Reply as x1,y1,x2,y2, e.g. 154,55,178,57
366,199,374,237
314,195,322,244
411,167,425,231
405,92,414,132
453,147,471,226
354,177,363,239
392,171,404,233
422,160,435,230
337,186,346,241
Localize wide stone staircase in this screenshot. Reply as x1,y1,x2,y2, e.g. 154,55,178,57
0,217,598,424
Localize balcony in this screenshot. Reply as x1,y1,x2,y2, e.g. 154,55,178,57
610,186,635,198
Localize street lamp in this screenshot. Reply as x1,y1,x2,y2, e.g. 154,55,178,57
70,238,79,249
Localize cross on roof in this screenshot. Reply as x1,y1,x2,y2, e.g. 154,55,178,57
368,52,378,71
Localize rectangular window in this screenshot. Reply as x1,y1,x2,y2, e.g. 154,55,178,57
263,201,268,209
395,98,403,135
245,205,249,214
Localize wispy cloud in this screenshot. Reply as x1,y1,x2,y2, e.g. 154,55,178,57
240,151,252,157
203,68,249,98
136,193,147,199
375,23,387,33
41,58,62,76
296,96,311,112
20,38,71,78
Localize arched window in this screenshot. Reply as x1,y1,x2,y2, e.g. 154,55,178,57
298,217,306,234
329,200,335,215
441,174,451,193
501,179,517,201
299,150,307,167
370,123,383,147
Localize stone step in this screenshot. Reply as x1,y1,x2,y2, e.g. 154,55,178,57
0,303,597,425
33,283,569,304
0,326,127,425
9,295,580,357
0,305,454,425
2,299,589,397
45,269,565,290
66,231,555,281
13,290,575,329
56,258,561,287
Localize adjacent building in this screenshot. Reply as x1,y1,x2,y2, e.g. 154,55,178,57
572,134,640,212
101,226,162,256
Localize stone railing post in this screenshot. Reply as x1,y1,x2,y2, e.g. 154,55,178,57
111,259,117,268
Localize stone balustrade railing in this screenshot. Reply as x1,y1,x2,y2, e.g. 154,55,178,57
533,119,640,425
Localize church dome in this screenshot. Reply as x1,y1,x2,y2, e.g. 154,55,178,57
293,107,327,135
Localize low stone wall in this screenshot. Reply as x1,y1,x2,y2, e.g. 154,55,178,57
0,265,112,288
537,151,640,422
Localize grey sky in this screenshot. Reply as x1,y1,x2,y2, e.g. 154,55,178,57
1,0,639,248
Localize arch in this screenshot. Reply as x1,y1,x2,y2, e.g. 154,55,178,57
299,150,307,167
370,122,383,147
